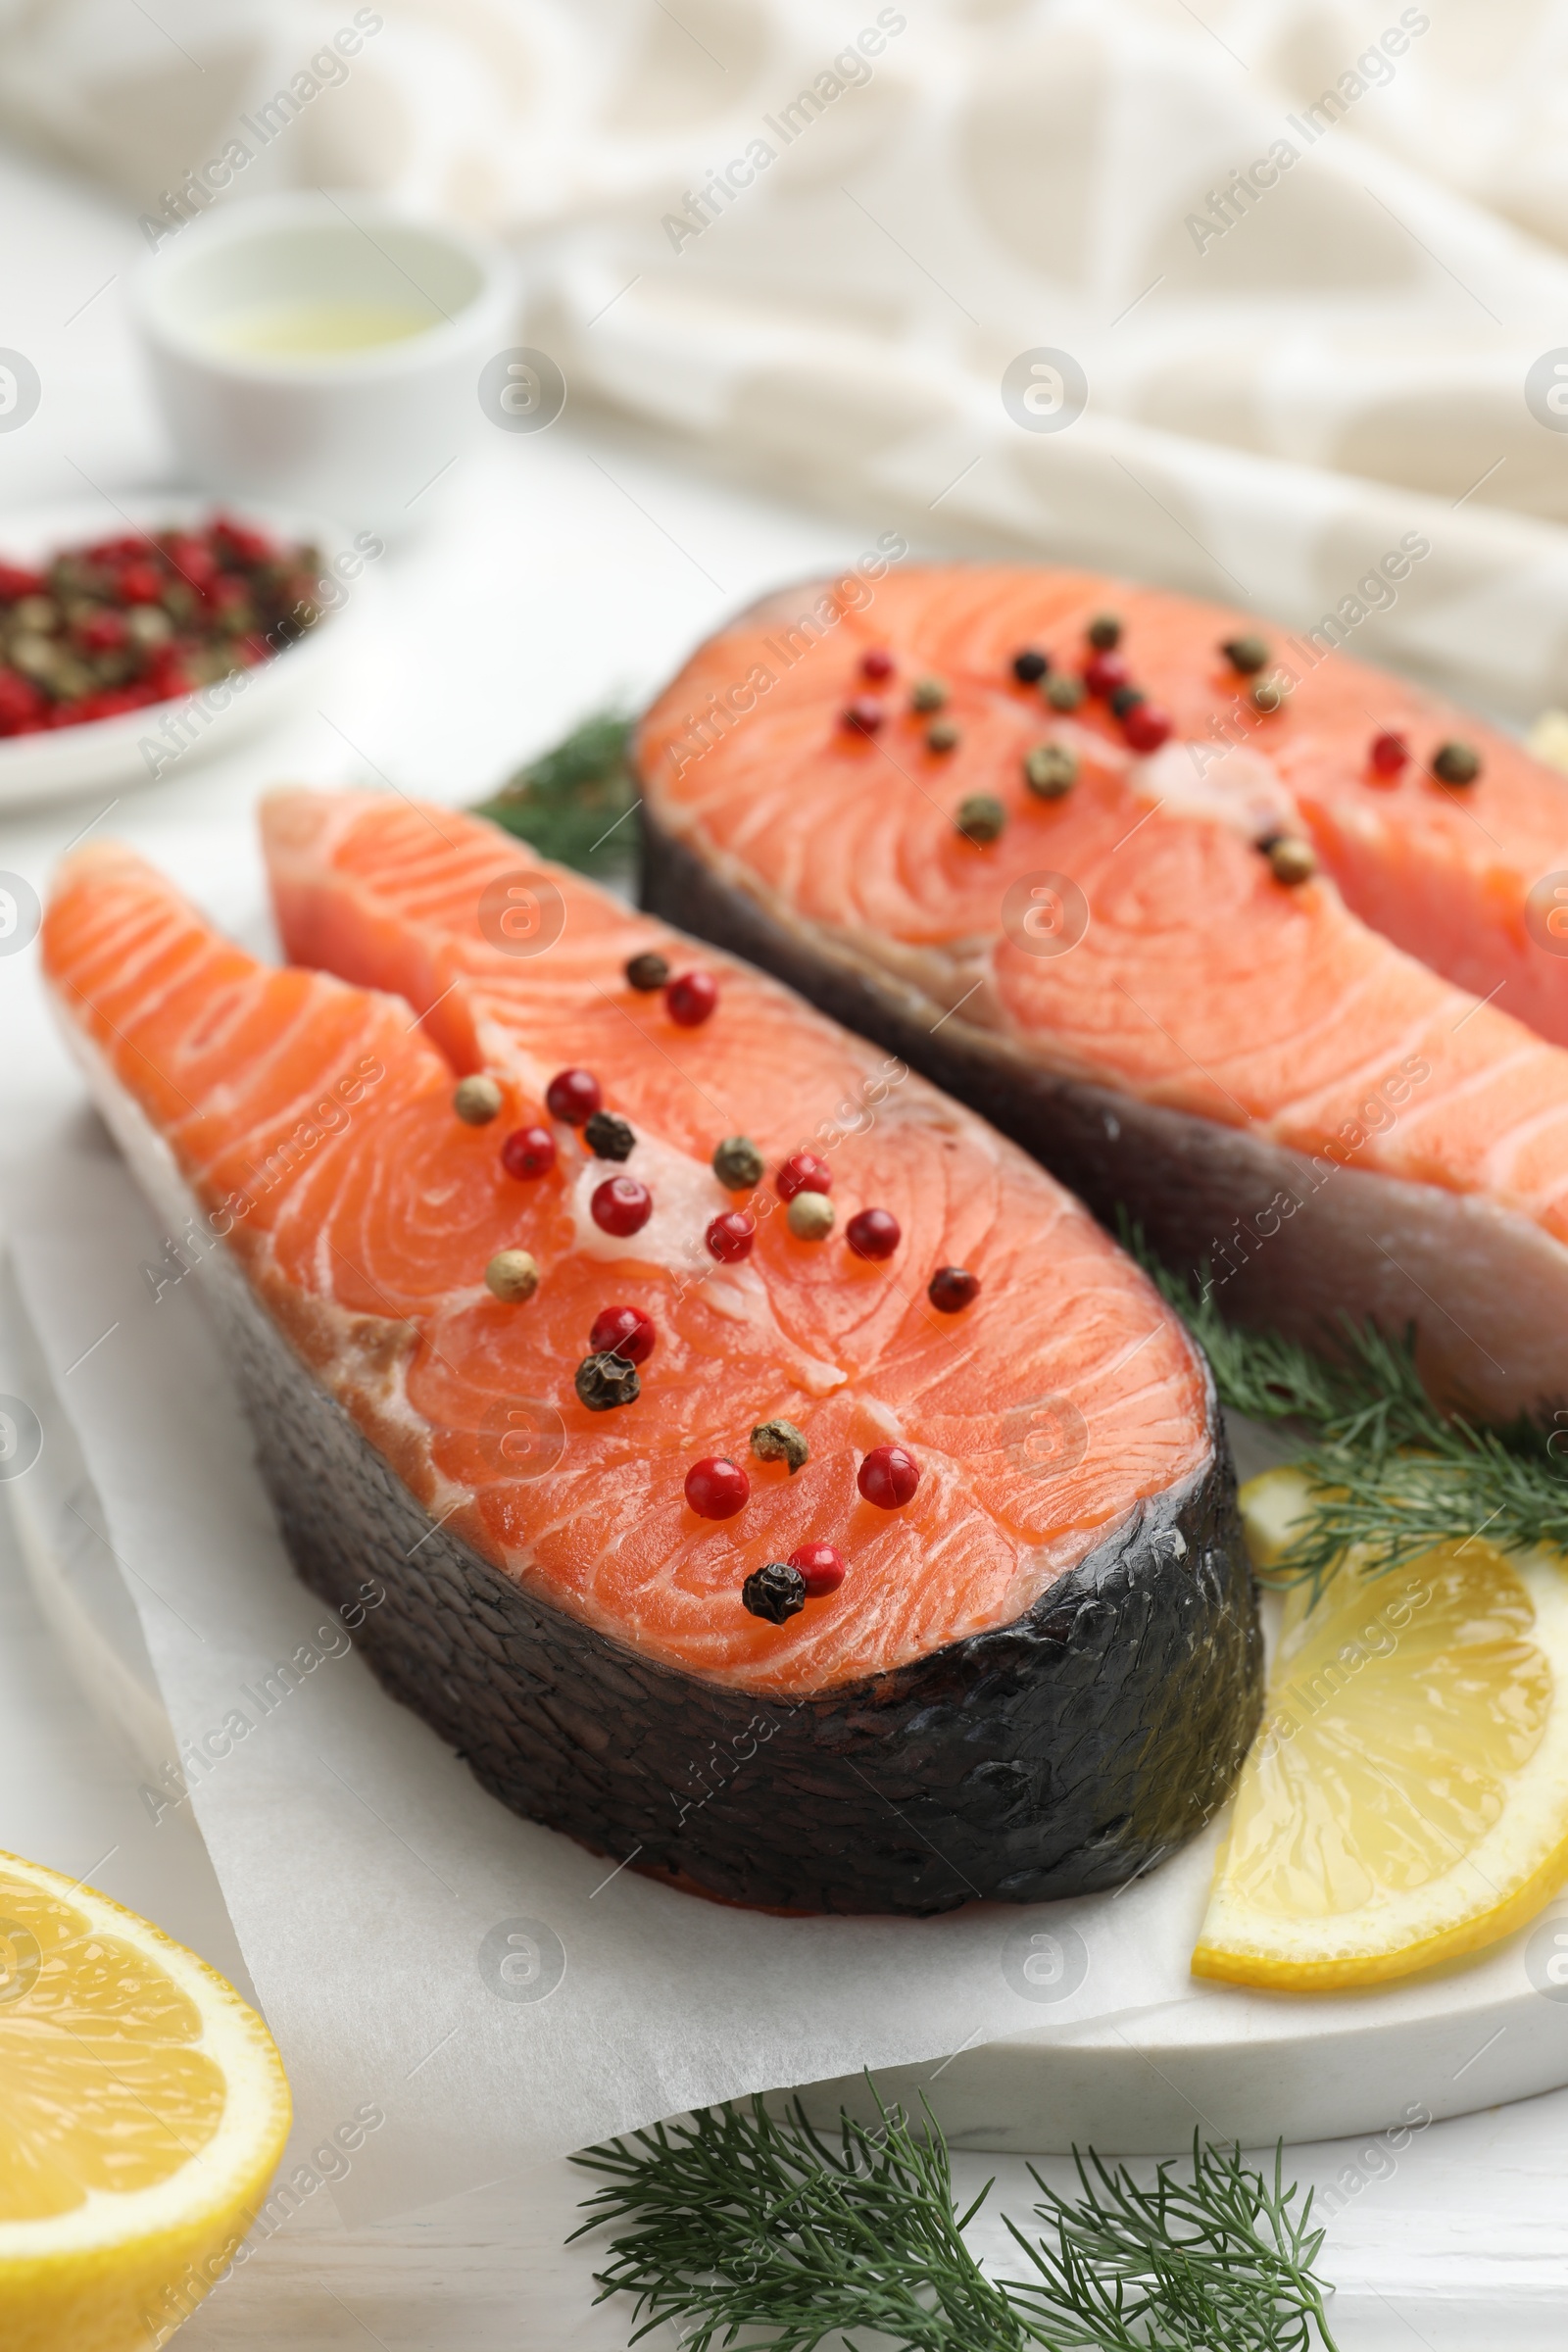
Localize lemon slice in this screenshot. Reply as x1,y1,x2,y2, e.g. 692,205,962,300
1193,1468,1568,1990
0,1850,290,2352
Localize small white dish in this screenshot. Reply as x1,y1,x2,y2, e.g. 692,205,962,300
0,493,367,811
133,191,516,536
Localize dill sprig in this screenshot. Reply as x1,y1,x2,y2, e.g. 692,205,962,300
473,711,636,876
1122,1220,1568,1590
569,2089,1340,2351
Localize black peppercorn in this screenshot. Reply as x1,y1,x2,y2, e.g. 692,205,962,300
742,1562,807,1623
574,1351,640,1411
1432,741,1481,786
624,951,669,991
1087,614,1122,651
1107,685,1146,718
1010,648,1049,683
1221,634,1270,675
584,1110,636,1162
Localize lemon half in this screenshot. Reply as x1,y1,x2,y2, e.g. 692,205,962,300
1193,1469,1568,1990
0,1850,291,2352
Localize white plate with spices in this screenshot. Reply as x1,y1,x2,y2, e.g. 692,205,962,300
0,493,375,810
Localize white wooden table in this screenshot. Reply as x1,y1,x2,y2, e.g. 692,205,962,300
2,135,1568,2349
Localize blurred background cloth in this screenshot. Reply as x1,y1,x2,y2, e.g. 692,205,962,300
6,0,1568,711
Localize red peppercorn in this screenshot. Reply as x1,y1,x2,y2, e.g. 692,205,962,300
76,610,129,654
846,1206,901,1261
0,668,46,734
790,1542,846,1596
1369,730,1408,779
841,696,885,735
706,1210,756,1263
545,1067,602,1124
1083,651,1130,699
928,1265,980,1313
502,1124,558,1179
590,1304,657,1364
686,1456,749,1519
859,648,894,681
0,564,44,602
117,560,165,605
591,1176,653,1237
665,970,718,1027
1122,703,1172,755
776,1152,832,1201
163,533,219,593
858,1445,920,1509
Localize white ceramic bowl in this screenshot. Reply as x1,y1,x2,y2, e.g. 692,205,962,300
0,494,365,809
132,192,516,536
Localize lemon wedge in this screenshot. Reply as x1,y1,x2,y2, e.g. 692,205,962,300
1193,1467,1568,1990
0,1849,290,2352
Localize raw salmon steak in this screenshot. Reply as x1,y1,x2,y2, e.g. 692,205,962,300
638,564,1568,1418
41,794,1255,1916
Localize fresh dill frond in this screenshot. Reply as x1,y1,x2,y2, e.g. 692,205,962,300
569,2090,1340,2351
1004,2136,1338,2352
1118,1214,1568,1590
473,711,636,876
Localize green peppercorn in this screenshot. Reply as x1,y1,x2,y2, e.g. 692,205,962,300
454,1073,504,1125
14,596,57,634
584,1109,636,1162
1044,673,1085,712
712,1135,764,1190
909,677,948,713
1432,740,1481,786
1087,614,1122,651
1250,676,1289,713
575,1350,640,1411
751,1417,808,1474
1108,685,1145,719
1264,834,1317,885
925,718,959,754
624,950,669,992
1222,634,1270,675
956,793,1006,844
1023,744,1077,800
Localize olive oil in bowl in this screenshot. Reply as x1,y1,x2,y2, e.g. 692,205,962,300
207,301,440,361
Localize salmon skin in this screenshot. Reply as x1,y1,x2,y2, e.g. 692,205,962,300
41,796,1257,1916
638,564,1568,1419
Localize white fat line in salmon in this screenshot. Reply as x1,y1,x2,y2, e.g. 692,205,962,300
137,528,385,782
1192,532,1431,780
140,1053,388,1298
138,1578,387,1828
666,534,909,778
144,2099,388,2344
1252,1571,1435,1766
661,7,907,255
1195,1053,1433,1301
1184,8,1431,256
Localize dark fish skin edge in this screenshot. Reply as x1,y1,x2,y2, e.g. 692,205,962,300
204,1207,1260,1917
